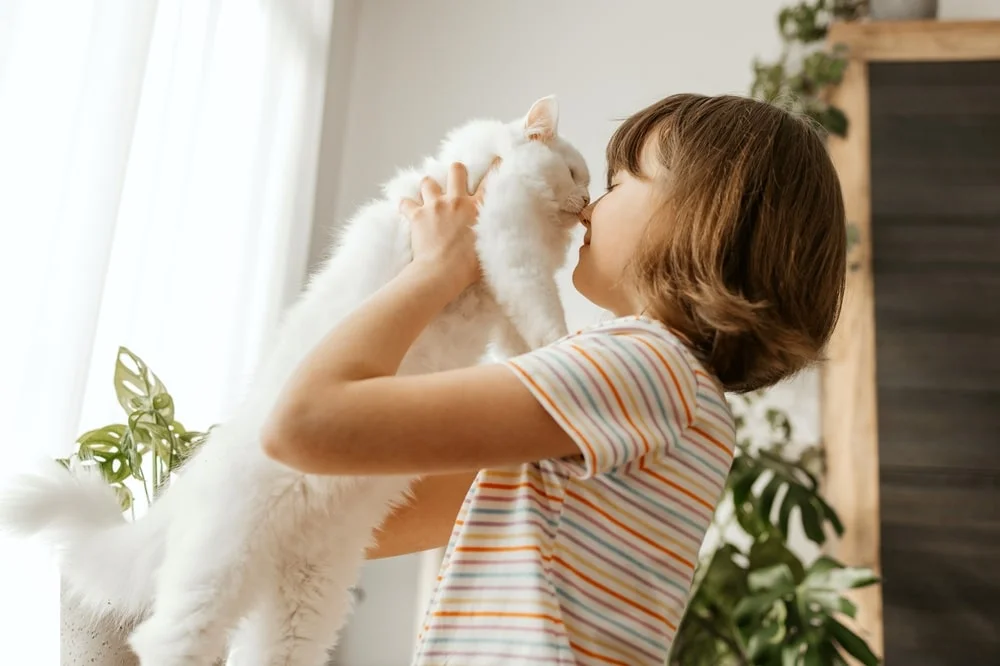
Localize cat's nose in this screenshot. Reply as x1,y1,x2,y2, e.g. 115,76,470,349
580,192,591,207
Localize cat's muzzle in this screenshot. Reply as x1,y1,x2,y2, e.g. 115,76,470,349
561,191,591,215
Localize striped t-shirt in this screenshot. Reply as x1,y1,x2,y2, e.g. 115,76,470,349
413,316,736,666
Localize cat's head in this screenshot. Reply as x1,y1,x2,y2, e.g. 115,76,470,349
434,96,591,227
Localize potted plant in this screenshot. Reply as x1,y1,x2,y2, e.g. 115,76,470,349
870,0,937,20
57,348,209,514
58,348,209,666
668,394,881,665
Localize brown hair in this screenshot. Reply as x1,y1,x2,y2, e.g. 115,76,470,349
608,94,847,392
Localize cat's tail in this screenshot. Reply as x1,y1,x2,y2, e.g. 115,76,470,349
0,460,166,620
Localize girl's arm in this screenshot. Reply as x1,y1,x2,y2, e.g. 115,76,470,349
262,163,579,476
261,258,577,475
365,471,476,559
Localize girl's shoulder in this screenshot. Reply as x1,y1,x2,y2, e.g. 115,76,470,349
562,314,727,398
569,314,699,358
507,314,734,477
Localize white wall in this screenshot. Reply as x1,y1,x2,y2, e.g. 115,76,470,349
310,1,1000,663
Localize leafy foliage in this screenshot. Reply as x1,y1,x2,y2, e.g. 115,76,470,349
750,0,868,137
56,347,211,515
668,393,881,665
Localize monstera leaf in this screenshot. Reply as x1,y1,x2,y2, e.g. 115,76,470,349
729,444,844,547
669,392,880,666
57,347,211,514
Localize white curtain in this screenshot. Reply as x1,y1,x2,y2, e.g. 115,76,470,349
0,0,334,661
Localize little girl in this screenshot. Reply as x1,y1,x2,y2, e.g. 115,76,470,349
263,93,847,665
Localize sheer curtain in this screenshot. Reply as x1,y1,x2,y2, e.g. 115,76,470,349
0,0,334,661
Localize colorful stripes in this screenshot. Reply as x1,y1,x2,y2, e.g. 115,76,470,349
413,316,735,666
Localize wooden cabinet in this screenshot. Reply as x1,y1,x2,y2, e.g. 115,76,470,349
822,20,1000,664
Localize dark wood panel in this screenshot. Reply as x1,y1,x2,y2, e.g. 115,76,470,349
872,219,1000,268
881,522,1000,560
866,85,1000,116
880,527,1000,663
871,182,1000,216
875,329,1000,392
874,269,1000,331
870,60,1000,666
868,117,1000,172
881,528,999,665
877,388,1000,470
870,59,1000,87
879,466,1000,529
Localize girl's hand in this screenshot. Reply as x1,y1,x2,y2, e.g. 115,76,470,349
399,162,491,293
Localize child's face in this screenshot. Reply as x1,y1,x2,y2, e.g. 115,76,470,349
572,143,667,316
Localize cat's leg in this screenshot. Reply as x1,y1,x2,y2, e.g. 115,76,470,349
127,520,255,666
487,271,568,353
490,315,531,360
238,476,413,666
475,230,568,352
230,545,362,666
473,157,571,351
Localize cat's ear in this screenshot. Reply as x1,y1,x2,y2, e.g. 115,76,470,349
523,95,559,143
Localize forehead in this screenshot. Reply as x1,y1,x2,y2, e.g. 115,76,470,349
639,134,666,178
607,118,670,183
612,134,667,182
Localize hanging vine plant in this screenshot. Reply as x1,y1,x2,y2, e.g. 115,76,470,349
750,0,868,270
750,0,868,138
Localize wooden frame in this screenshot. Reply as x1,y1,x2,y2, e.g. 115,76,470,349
821,19,1000,656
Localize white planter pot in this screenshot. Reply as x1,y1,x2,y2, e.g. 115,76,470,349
61,583,138,666
870,0,938,19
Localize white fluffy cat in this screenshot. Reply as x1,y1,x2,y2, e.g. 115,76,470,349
0,96,590,665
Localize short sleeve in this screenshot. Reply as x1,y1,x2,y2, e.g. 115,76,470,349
506,326,698,479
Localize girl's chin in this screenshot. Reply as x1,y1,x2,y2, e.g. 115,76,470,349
571,263,591,298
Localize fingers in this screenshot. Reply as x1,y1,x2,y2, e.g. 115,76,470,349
406,159,499,212
446,162,469,195
420,176,442,202
473,156,502,203
399,196,420,218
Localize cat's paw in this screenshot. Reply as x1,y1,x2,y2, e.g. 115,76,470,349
129,615,221,666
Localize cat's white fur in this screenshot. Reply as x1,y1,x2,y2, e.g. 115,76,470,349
0,97,589,666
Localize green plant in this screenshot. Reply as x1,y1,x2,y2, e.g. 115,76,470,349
669,394,881,665
57,347,210,516
752,1,867,272
750,1,868,137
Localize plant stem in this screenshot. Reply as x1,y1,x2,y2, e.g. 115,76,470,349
689,611,751,666
150,424,159,500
